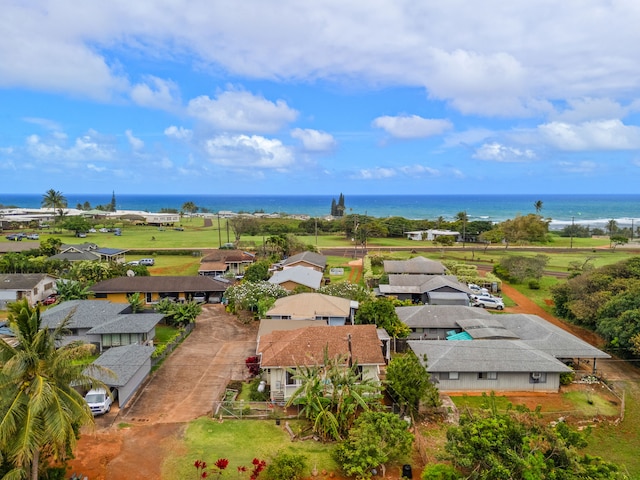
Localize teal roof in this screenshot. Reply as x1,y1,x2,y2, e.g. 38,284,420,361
447,331,472,341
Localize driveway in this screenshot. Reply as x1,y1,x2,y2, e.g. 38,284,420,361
121,303,258,424
70,305,258,480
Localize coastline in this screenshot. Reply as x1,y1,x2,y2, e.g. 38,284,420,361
1,193,640,229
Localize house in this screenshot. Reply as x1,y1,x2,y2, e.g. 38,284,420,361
40,300,164,352
87,344,156,408
257,324,386,403
396,305,491,340
424,229,460,241
383,256,447,275
0,273,58,308
48,242,128,263
378,274,472,305
410,340,571,393
91,275,230,304
405,230,426,241
198,250,256,277
406,312,610,393
264,292,358,325
280,251,327,273
268,265,324,291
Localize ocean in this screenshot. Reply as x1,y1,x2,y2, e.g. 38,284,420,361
2,193,640,230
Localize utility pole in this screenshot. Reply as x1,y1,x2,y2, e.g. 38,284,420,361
217,214,222,248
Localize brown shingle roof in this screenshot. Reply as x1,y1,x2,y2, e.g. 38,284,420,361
91,276,229,293
258,324,384,367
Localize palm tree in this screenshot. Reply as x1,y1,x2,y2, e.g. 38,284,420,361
41,189,68,222
607,219,619,236
0,300,107,480
534,200,543,214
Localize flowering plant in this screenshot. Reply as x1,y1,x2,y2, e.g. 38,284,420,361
194,458,266,480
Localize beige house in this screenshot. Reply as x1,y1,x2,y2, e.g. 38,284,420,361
383,256,447,275
280,251,327,273
265,292,358,325
268,266,323,291
257,324,386,404
0,273,58,308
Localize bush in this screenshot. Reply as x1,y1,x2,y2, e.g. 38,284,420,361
263,452,307,480
560,371,575,386
248,376,269,401
421,464,462,479
528,279,541,289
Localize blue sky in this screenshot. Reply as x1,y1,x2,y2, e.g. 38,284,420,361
2,1,640,195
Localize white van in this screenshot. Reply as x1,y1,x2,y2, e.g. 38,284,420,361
85,387,117,416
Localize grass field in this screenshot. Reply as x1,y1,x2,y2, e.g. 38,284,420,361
162,418,340,479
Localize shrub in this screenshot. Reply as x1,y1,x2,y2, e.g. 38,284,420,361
421,464,462,479
246,356,261,376
263,452,307,480
560,371,575,386
248,376,269,402
528,279,541,289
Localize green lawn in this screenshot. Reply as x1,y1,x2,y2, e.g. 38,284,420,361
162,418,339,479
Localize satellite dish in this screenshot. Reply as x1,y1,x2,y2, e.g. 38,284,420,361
126,269,135,277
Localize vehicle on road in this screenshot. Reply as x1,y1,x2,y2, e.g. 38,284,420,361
139,258,155,266
84,387,117,416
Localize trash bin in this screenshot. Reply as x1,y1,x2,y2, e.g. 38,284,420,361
402,464,412,479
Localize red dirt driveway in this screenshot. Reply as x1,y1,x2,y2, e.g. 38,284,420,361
68,304,258,480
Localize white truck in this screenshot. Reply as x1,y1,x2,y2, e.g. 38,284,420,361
84,387,117,416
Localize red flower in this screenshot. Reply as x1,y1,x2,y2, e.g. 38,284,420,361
201,472,208,479
215,458,230,470
195,460,203,469
238,466,247,473
252,458,260,466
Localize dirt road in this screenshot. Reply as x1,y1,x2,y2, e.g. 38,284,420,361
68,304,258,480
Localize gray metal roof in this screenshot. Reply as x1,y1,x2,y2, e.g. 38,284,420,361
86,313,165,334
456,317,519,339
88,344,155,387
409,340,572,373
497,314,611,359
49,251,100,262
96,247,128,256
0,273,57,290
383,256,446,275
282,251,327,268
269,266,323,289
396,305,490,328
41,300,129,329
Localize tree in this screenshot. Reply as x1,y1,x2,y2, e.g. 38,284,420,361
243,260,271,282
110,191,117,212
355,298,410,339
286,350,381,441
181,201,198,217
39,237,62,257
228,216,259,243
127,292,145,313
494,254,549,283
334,411,414,479
154,300,202,327
55,279,93,301
0,300,107,480
41,189,67,221
607,219,619,236
318,282,372,303
385,351,440,417
59,216,92,236
500,214,550,244
610,235,628,251
534,199,543,214
444,393,621,479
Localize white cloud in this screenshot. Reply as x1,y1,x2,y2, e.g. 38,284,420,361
372,115,452,139
25,130,115,162
203,134,294,169
552,98,629,123
556,160,597,174
125,130,144,150
355,164,441,179
188,90,298,133
164,126,193,141
87,163,107,172
539,119,640,151
130,76,181,111
473,142,536,162
290,128,336,151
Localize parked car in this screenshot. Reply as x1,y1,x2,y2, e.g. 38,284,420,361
84,387,117,416
472,296,505,310
192,292,207,303
126,260,139,266
42,294,59,306
99,228,110,233
220,242,236,250
26,233,40,240
5,234,21,241
88,228,97,233
139,258,155,266
76,232,87,238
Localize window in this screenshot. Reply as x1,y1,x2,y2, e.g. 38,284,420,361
285,370,297,386
93,293,108,299
478,372,497,380
530,372,547,383
440,372,459,380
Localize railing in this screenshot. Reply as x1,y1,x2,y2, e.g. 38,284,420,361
151,323,195,367
212,400,300,420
